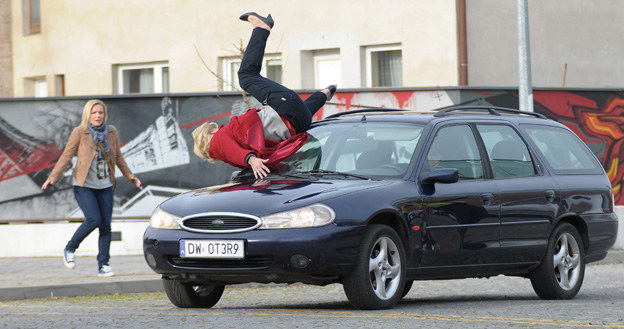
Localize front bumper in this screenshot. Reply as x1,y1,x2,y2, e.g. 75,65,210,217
143,224,364,285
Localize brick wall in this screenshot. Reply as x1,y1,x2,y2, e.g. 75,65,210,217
0,0,13,97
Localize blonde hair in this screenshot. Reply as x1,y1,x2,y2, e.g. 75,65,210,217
192,122,220,164
80,99,108,129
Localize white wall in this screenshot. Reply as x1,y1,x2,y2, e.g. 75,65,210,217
0,221,148,258
613,206,624,249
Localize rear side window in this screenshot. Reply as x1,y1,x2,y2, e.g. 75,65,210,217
521,124,603,174
425,124,484,180
477,124,536,179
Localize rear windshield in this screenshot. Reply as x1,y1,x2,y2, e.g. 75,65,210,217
521,124,603,175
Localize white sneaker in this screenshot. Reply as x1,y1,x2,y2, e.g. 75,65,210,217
63,249,75,269
98,264,115,277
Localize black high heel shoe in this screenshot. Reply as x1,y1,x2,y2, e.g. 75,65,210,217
239,12,274,29
325,84,337,101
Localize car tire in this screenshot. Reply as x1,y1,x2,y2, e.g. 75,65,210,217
162,278,225,308
401,280,414,298
529,222,585,299
342,224,406,310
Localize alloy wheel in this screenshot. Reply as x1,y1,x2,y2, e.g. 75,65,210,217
368,236,402,300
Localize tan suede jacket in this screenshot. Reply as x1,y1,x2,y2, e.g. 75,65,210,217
48,125,134,187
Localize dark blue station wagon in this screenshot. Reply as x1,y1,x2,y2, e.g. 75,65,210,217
143,106,618,310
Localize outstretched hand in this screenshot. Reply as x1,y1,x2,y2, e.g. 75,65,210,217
41,178,54,190
249,156,270,179
130,176,142,188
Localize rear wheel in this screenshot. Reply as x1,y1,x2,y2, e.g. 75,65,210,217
530,223,585,299
162,278,225,308
343,224,406,310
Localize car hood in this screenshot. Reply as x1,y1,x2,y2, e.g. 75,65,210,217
159,178,393,218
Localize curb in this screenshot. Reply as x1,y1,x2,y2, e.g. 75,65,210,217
0,280,163,301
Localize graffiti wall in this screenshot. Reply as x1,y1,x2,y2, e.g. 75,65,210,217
0,88,622,219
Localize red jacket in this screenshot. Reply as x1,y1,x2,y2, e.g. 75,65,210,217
208,109,309,168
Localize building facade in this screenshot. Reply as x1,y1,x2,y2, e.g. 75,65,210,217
4,0,459,97
466,0,624,88
0,0,12,97
1,0,622,98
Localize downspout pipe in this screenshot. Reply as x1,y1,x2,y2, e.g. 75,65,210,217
458,0,468,86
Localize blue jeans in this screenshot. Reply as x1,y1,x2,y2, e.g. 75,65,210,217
65,186,114,268
238,27,327,133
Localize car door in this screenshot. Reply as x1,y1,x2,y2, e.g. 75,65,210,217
419,124,501,267
476,124,558,263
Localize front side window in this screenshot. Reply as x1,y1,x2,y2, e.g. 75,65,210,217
477,124,536,179
521,124,603,174
281,122,423,178
115,62,169,94
365,45,403,87
425,125,483,180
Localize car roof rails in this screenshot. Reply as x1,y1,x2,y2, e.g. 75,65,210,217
324,108,405,119
433,106,547,119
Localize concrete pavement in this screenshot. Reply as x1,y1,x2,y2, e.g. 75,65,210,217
0,255,161,300
1,250,623,301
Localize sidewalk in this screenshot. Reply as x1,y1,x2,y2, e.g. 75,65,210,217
1,250,623,301
0,255,161,301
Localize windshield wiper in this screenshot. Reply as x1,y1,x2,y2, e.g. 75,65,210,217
272,172,314,180
232,170,313,182
299,169,372,180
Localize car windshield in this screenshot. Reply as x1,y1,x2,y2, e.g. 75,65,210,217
279,121,424,178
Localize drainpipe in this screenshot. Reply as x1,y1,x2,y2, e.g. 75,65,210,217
458,0,468,86
517,0,534,112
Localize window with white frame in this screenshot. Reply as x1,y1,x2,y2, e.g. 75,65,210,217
365,45,403,87
313,50,341,89
34,79,47,97
115,62,169,94
221,55,282,91
24,76,47,97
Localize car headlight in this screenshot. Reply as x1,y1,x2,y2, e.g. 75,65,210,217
149,207,181,229
260,204,335,229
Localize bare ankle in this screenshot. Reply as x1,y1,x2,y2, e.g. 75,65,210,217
248,16,271,31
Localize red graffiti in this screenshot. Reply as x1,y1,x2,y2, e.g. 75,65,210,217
391,91,414,109
535,92,624,204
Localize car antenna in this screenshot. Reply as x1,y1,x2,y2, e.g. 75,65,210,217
361,115,367,122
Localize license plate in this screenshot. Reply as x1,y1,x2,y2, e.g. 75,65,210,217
179,240,245,259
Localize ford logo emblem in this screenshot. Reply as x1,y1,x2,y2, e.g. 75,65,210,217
212,219,225,226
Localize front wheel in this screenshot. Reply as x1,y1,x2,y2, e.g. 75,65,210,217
401,280,414,298
529,223,585,299
342,224,406,310
162,278,225,308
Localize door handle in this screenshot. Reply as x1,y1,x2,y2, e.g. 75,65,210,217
481,192,494,206
544,190,555,202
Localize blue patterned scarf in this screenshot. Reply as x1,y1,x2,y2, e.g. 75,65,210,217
88,122,110,154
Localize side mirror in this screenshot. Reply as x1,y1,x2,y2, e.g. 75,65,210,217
421,168,459,185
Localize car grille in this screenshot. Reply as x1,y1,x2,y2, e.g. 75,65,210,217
169,256,273,269
181,213,261,233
